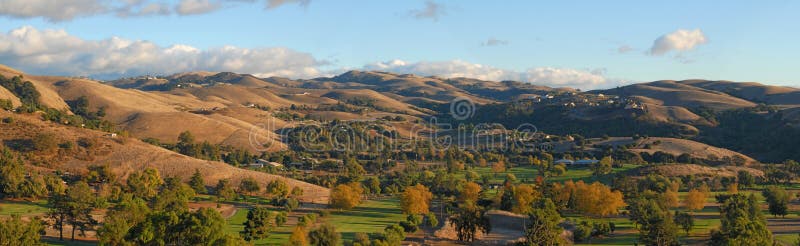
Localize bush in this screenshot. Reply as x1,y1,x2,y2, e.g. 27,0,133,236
425,212,439,227
2,117,13,124
398,221,418,233
573,222,593,242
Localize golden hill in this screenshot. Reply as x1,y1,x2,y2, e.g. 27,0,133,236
593,137,757,165
0,110,329,203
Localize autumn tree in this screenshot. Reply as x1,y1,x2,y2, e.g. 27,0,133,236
288,226,308,246
459,182,481,208
329,183,363,210
512,184,539,214
400,184,433,215
683,187,709,211
566,181,626,217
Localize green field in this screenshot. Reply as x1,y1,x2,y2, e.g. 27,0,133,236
0,199,49,216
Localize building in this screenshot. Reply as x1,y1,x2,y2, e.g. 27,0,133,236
573,159,599,165
554,159,574,165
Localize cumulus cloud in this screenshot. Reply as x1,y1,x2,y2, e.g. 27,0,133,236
175,0,221,15
481,38,509,47
616,45,634,54
648,29,708,56
0,0,311,21
409,1,446,21
364,59,614,89
0,26,326,79
266,0,311,9
0,0,108,22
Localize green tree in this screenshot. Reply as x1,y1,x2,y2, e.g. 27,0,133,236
592,156,613,176
308,223,341,246
522,199,564,246
762,186,790,218
0,148,25,198
188,169,207,194
126,168,163,199
628,197,680,246
66,181,99,241
215,179,237,201
673,211,694,236
242,207,274,241
737,171,755,188
449,206,491,242
0,215,44,246
239,177,260,196
266,179,289,199
152,177,195,213
98,195,150,245
709,194,773,246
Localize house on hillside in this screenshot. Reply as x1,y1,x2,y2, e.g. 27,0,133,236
574,159,599,165
555,159,574,165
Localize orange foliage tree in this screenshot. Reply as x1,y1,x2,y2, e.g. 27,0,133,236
400,184,433,215
329,183,363,210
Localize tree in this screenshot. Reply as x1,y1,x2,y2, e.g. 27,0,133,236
329,183,363,210
709,194,772,246
215,179,237,201
266,179,289,199
491,161,506,174
308,223,341,246
566,181,626,217
673,211,694,235
450,206,491,242
0,215,44,245
512,184,538,214
126,168,163,199
188,169,207,194
737,170,755,188
242,207,274,241
522,199,564,246
762,186,790,218
400,184,433,214
152,177,195,213
98,195,150,245
63,181,99,241
683,188,708,211
0,148,25,198
458,182,481,208
592,156,613,176
288,226,308,246
126,208,240,245
363,176,381,196
627,197,680,246
239,177,260,196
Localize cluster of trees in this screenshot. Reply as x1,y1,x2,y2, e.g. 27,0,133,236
0,75,40,112
550,180,626,217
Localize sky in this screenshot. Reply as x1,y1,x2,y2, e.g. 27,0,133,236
0,0,798,89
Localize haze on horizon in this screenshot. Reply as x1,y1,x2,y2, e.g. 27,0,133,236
0,0,798,90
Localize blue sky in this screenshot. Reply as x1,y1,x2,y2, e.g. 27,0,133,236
0,0,798,89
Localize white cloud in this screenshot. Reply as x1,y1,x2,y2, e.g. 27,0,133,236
0,0,312,21
616,45,634,54
0,26,326,79
648,29,708,56
266,0,311,9
175,0,221,15
409,1,446,21
364,59,614,89
0,0,108,22
481,38,509,47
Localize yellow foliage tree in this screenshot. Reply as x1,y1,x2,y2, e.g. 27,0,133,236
288,226,308,246
400,184,433,215
492,161,506,174
459,182,482,207
330,183,363,210
569,181,625,217
512,184,539,214
683,188,708,211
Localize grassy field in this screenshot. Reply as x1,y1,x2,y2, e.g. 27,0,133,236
323,198,405,242
0,199,49,216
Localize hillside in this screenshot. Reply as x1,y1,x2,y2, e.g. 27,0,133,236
592,137,758,165
597,80,758,111
0,110,329,203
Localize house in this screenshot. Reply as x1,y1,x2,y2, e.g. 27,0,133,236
555,159,574,165
574,159,599,165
